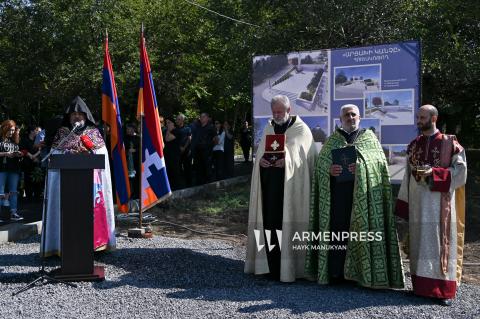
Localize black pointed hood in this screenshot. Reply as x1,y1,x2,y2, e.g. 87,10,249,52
62,96,96,127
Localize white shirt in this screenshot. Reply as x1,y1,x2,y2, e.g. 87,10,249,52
213,131,225,152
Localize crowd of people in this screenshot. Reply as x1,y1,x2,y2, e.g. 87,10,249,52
114,112,253,198
0,108,253,222
158,112,252,191
0,121,46,222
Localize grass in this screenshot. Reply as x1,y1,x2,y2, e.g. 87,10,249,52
198,188,250,215
168,183,250,216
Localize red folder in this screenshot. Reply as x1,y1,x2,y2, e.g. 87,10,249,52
263,134,286,164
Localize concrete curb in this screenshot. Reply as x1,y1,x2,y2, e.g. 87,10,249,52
0,221,42,244
115,174,252,214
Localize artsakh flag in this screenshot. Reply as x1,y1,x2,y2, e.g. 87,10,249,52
101,34,131,213
137,30,171,211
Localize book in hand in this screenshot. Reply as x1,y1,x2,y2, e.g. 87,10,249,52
263,134,286,165
331,145,357,183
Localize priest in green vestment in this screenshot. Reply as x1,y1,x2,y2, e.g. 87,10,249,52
305,104,404,288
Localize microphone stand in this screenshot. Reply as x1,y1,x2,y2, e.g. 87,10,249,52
12,126,81,296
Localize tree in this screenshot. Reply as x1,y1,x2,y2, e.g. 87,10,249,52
335,71,347,84
301,54,313,64
0,0,478,146
372,97,383,107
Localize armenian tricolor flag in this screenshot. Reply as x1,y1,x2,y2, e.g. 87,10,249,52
101,33,131,213
137,30,171,211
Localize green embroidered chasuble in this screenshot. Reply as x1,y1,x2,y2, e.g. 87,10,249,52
305,129,404,288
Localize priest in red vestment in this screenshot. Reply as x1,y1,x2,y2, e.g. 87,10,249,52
396,104,467,306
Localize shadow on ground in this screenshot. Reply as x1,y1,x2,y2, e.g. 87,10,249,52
85,246,434,315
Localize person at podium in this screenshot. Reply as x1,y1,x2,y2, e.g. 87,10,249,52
305,104,404,289
41,96,116,257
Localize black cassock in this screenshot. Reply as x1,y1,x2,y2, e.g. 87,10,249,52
328,128,362,280
259,116,296,279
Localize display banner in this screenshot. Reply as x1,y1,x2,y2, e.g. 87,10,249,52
252,40,420,182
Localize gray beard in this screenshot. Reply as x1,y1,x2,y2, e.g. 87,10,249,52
341,124,357,133
273,114,289,125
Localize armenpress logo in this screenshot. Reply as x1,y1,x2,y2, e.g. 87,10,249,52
254,229,282,252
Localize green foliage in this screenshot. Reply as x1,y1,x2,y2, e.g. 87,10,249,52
372,97,383,107
272,68,293,86
253,55,289,86
335,72,347,85
299,91,313,101
301,55,313,64
0,0,479,145
307,70,323,93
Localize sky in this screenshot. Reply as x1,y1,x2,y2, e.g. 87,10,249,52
335,65,380,80
365,90,413,105
302,115,329,131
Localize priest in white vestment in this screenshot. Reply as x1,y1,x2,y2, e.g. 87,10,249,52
245,95,317,282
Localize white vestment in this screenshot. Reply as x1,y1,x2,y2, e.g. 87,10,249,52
244,116,317,282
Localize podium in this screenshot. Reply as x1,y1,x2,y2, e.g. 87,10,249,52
48,154,106,281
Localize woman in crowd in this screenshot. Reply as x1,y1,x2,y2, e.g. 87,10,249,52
223,120,234,178
0,120,24,222
240,120,252,162
163,118,182,190
21,125,43,200
212,120,225,181
124,123,140,199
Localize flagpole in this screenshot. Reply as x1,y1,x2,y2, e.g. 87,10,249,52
103,29,108,144
139,24,144,230
139,114,143,230
129,22,170,237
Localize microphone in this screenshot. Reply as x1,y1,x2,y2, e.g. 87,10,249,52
72,120,85,131
41,120,86,162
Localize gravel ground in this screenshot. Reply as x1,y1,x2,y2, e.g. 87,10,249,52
1,235,480,319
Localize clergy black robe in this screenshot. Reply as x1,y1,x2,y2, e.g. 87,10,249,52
259,116,296,279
